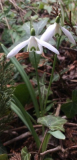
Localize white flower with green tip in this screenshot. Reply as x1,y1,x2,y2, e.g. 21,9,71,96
41,16,75,44
7,28,59,59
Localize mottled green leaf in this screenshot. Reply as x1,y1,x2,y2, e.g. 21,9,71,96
37,115,67,131
33,19,48,35
48,130,65,139
21,146,31,160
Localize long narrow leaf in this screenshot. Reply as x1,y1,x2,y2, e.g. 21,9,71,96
1,44,40,118
11,102,40,148
42,133,51,152
13,95,36,124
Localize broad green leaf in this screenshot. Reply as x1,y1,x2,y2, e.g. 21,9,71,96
31,15,39,20
33,19,48,35
37,115,67,131
44,5,52,14
14,83,31,106
1,44,40,118
52,73,60,82
39,2,44,9
21,146,31,160
48,130,65,139
22,22,30,36
24,11,32,20
72,89,77,102
61,102,77,118
29,51,41,69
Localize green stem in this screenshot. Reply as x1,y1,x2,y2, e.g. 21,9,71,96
44,36,61,109
34,52,42,115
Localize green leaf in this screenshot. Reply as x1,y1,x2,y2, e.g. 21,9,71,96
33,19,48,35
42,133,51,152
13,95,36,124
39,2,44,10
22,22,30,36
21,146,31,160
37,115,67,131
1,44,40,118
61,102,77,118
48,130,65,139
52,73,60,82
11,101,40,148
29,51,41,69
14,83,31,106
31,15,39,20
0,154,8,160
44,5,52,14
72,89,77,102
24,11,32,20
46,103,54,112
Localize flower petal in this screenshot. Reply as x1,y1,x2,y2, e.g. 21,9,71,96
7,39,30,58
28,36,38,51
36,44,43,54
40,23,56,42
35,37,59,55
61,26,76,44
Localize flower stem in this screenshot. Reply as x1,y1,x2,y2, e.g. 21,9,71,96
44,36,61,109
34,52,42,115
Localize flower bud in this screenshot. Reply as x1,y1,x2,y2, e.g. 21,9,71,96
31,28,35,36
55,16,60,23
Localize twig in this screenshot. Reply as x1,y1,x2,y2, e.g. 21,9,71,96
65,122,77,127
3,131,31,146
40,146,65,156
9,0,26,14
3,129,39,146
66,145,77,151
11,124,42,131
55,104,61,116
61,47,77,52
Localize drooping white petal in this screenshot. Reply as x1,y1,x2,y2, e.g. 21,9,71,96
61,26,76,44
36,44,43,54
40,23,56,42
35,37,59,55
7,39,30,58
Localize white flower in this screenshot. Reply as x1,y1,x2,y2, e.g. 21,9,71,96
41,18,75,44
7,36,59,58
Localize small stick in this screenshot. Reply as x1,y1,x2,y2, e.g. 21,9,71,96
55,104,61,116
65,122,77,127
40,146,65,156
3,131,31,146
